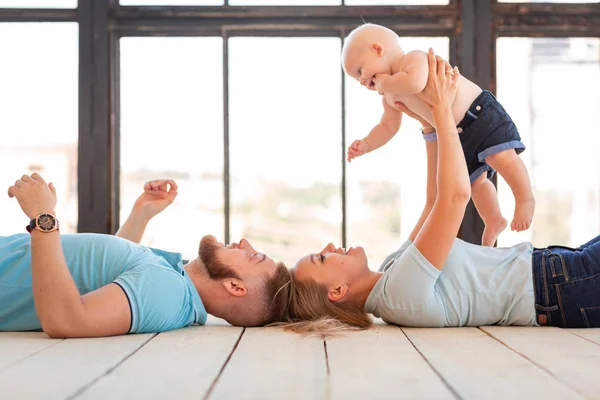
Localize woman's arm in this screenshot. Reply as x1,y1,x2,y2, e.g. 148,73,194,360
413,50,471,271
408,138,438,242
394,102,439,242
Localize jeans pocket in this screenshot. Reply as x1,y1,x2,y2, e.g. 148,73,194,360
581,307,600,328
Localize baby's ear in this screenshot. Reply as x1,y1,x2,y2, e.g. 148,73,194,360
371,42,385,57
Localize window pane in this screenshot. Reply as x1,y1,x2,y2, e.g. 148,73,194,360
0,23,78,235
120,38,224,260
497,37,600,247
0,0,75,7
229,0,339,4
120,0,223,5
229,37,342,266
345,37,449,268
500,0,597,3
345,0,448,5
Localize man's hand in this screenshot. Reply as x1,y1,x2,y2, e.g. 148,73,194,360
7,173,57,219
374,73,391,94
131,179,178,221
347,139,370,162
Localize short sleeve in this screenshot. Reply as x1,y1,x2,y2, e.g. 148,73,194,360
114,265,195,333
382,243,441,310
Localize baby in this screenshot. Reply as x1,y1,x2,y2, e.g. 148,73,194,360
344,23,535,246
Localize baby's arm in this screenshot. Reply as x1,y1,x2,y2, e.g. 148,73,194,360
347,96,403,162
376,51,429,96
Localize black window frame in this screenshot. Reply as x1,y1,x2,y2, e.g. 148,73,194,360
1,0,598,245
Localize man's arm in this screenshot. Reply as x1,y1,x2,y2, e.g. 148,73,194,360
377,51,429,96
116,212,150,244
31,232,131,338
8,173,131,338
116,179,178,244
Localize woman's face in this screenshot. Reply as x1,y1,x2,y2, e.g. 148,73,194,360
293,243,370,301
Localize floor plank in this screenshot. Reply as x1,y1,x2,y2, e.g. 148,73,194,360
326,323,455,399
483,326,600,399
209,327,327,400
0,333,154,400
0,332,61,371
404,327,581,400
567,328,600,346
77,325,243,400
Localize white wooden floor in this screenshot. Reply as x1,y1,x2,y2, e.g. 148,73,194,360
2,317,600,400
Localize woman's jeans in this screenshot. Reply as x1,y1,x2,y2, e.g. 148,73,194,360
532,235,600,328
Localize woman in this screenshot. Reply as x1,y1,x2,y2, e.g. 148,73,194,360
281,49,600,334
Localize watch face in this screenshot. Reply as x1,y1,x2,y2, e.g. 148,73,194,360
38,214,56,231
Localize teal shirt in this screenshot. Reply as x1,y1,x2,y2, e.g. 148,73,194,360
364,239,537,327
0,233,207,333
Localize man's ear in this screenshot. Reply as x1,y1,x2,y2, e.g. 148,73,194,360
371,42,385,57
222,279,247,297
327,284,349,302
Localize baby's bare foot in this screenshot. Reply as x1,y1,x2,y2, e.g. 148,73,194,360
511,197,536,232
482,217,507,247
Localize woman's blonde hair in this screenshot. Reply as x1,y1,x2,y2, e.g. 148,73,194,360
270,271,373,337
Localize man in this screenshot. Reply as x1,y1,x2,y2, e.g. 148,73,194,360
1,173,291,338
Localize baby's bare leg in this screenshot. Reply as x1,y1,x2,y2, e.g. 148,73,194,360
471,173,508,246
485,149,535,232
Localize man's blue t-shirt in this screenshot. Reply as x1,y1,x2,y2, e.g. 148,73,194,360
0,233,207,333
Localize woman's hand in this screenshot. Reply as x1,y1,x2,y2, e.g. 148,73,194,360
416,48,460,113
394,102,432,129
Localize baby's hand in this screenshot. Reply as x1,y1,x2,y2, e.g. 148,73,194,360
374,73,391,94
347,139,370,162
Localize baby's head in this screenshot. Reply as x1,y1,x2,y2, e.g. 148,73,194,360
342,23,403,91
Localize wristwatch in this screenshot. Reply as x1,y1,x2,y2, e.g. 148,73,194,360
26,213,59,233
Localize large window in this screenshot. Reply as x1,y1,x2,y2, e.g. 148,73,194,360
119,37,224,260
500,0,597,3
229,37,342,266
0,23,78,236
120,0,224,4
345,0,448,4
229,0,339,4
496,37,600,248
2,0,595,256
345,37,449,267
0,0,75,7
120,0,450,4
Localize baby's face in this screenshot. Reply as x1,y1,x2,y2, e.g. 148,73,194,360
344,47,391,91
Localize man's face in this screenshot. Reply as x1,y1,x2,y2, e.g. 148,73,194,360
199,235,279,282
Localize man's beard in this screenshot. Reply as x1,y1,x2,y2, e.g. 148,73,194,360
199,235,241,280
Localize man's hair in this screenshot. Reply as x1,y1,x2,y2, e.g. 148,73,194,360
226,261,292,327
261,262,293,325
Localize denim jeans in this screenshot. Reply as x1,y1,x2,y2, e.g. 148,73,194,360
457,90,525,183
532,235,600,328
